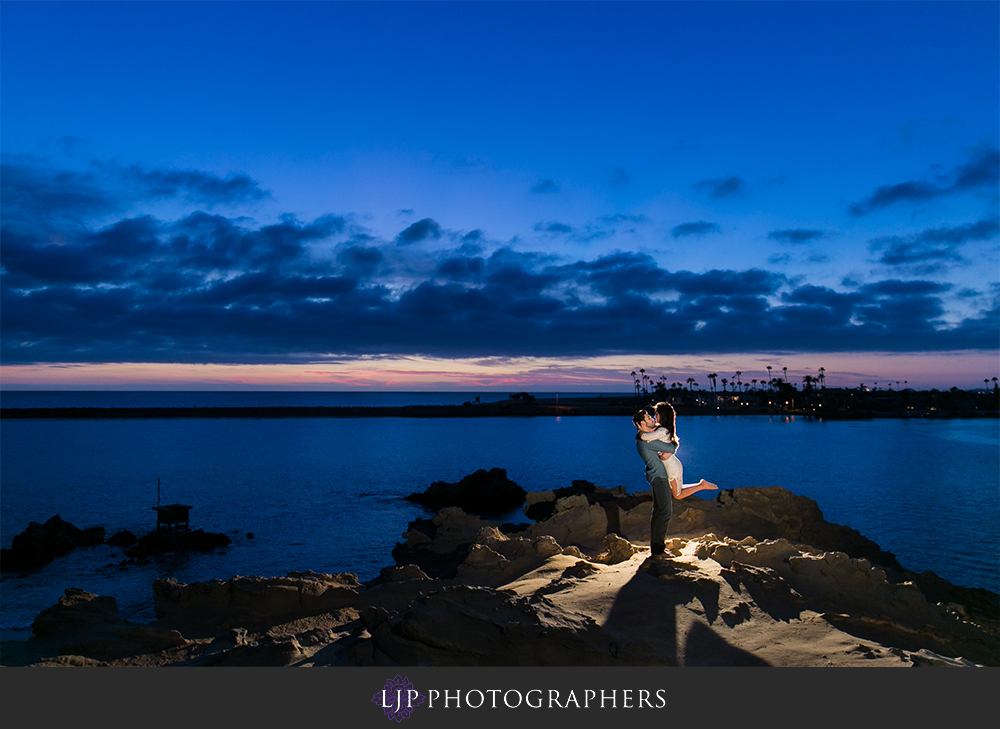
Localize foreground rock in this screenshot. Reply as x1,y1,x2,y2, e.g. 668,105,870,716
4,483,998,668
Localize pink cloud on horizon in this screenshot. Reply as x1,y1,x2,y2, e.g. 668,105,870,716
0,350,996,391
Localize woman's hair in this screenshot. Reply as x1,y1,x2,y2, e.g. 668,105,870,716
653,401,679,445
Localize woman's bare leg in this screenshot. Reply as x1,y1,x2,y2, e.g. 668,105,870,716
674,479,718,499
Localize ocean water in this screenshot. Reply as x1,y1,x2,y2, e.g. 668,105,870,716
1,394,997,633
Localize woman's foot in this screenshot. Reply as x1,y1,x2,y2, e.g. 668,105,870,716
677,480,718,497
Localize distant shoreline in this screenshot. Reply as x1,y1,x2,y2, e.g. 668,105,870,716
1,395,997,420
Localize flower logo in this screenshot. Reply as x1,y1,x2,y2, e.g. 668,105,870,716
372,675,425,722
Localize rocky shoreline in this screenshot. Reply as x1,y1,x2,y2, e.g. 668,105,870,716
2,470,997,668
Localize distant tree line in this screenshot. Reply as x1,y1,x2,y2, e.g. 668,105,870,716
630,368,1000,417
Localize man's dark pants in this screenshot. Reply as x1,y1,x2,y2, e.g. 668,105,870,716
649,476,673,555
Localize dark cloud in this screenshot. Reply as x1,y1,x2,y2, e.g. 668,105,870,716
530,178,560,194
533,222,573,234
567,252,672,297
396,218,442,245
869,218,999,266
671,269,785,297
2,156,996,364
4,235,995,361
167,212,343,273
952,147,1000,190
849,147,1000,216
848,181,940,216
1,163,118,223
119,166,268,205
672,221,720,238
859,280,951,296
600,214,648,226
336,245,384,277
692,175,746,199
768,229,824,244
0,157,270,228
435,255,485,282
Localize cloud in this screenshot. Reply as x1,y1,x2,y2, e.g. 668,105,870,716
692,175,746,199
672,221,720,238
435,255,485,282
3,156,996,364
533,221,573,234
952,147,1000,190
119,166,268,205
396,218,442,245
869,218,999,266
530,178,560,194
600,214,648,226
336,244,384,277
768,229,825,244
849,147,1000,216
848,181,940,216
0,157,270,228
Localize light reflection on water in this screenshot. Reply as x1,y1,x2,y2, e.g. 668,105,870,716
1,414,997,631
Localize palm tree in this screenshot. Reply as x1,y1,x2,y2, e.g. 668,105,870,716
721,378,729,392
631,371,640,397
708,373,717,392
766,366,773,389
782,366,788,382
735,371,742,391
687,378,696,391
818,367,826,389
751,378,757,391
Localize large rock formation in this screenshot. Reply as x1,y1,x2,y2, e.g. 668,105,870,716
4,482,997,668
0,515,105,572
152,571,363,630
125,528,231,559
404,468,527,515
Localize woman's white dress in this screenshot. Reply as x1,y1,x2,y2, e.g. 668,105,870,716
641,428,687,497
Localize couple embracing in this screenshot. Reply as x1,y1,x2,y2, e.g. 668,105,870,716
633,401,717,557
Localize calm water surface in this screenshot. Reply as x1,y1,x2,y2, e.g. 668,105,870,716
1,413,997,631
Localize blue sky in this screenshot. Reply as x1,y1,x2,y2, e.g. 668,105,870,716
1,1,998,390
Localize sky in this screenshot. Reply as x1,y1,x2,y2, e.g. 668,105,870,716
1,1,998,392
